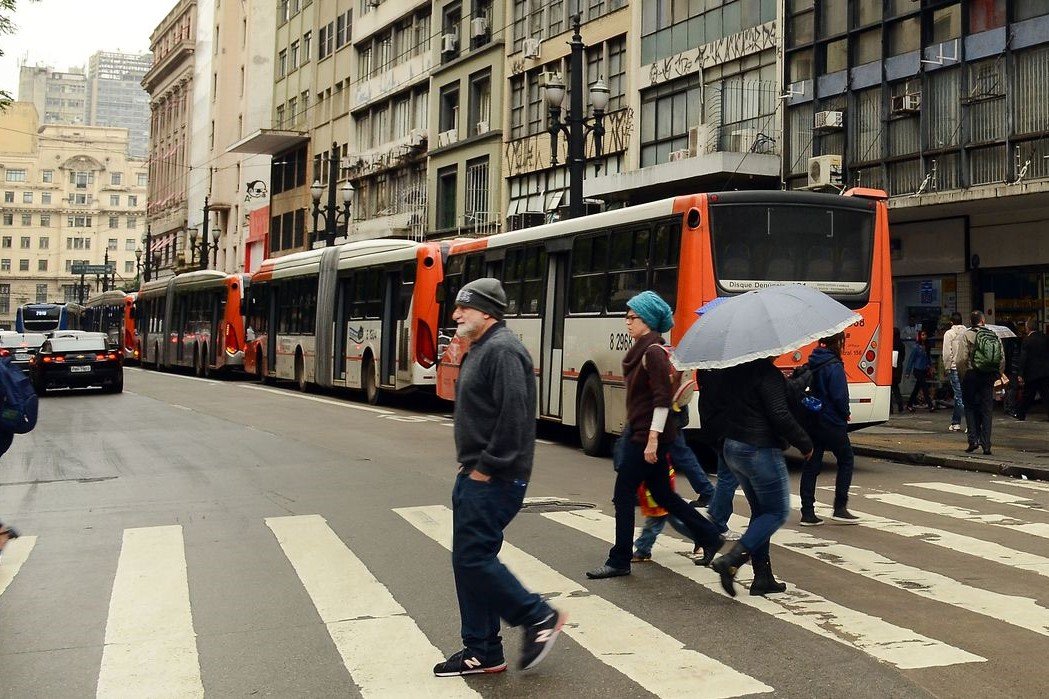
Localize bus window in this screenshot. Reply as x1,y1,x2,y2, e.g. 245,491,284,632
569,234,608,314
651,223,681,308
607,228,649,312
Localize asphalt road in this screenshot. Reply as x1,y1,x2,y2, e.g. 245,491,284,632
2,368,1049,698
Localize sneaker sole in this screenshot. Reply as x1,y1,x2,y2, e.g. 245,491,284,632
520,611,567,671
798,520,823,527
434,662,507,677
831,517,860,524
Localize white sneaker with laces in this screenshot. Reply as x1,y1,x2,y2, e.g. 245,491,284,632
948,424,962,432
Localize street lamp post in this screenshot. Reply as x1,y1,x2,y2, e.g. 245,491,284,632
310,141,355,247
103,249,110,292
141,227,153,282
194,196,222,270
135,247,143,288
544,14,609,219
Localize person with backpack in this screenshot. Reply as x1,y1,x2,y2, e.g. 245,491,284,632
904,330,935,412
799,333,858,526
586,291,724,580
958,310,1005,455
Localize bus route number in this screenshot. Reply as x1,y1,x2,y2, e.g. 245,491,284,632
610,333,633,351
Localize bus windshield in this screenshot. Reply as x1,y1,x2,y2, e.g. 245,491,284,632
708,203,875,302
20,305,62,331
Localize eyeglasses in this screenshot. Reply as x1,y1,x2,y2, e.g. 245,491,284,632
625,313,639,322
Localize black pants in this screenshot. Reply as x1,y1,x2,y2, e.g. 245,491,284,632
962,371,995,450
907,370,933,409
606,436,720,570
800,421,855,513
890,379,904,412
1019,377,1049,420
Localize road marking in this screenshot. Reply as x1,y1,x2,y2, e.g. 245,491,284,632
242,385,394,414
994,478,1049,494
799,495,1049,579
97,526,203,698
747,514,1049,639
907,482,1049,512
125,367,222,386
545,509,982,669
266,515,478,698
864,493,1049,540
396,505,773,698
0,536,37,596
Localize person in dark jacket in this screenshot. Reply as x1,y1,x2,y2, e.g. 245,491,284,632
586,291,724,580
891,327,905,413
709,358,813,597
0,430,20,557
905,330,935,412
1017,318,1049,421
799,333,858,526
958,310,1006,455
434,278,565,677
698,368,740,538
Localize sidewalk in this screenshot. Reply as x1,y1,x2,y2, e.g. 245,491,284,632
850,408,1049,480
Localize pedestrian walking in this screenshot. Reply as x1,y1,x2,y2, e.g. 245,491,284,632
586,291,724,580
1017,318,1049,421
433,278,565,677
697,368,740,539
958,310,1005,455
890,327,906,414
631,470,699,562
709,357,814,597
667,408,716,507
799,333,859,526
905,330,935,412
0,431,20,559
1004,321,1026,417
941,313,967,432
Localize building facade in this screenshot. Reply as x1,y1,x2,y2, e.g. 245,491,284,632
0,104,147,329
17,65,88,125
782,0,1049,333
86,52,154,159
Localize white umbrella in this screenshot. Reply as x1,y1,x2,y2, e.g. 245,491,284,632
983,324,1016,339
671,284,861,370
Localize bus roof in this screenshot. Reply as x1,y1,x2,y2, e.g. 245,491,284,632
254,238,421,281
84,290,131,307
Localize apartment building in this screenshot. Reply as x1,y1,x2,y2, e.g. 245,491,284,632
86,52,154,159
781,1,1049,331
17,65,88,126
0,104,147,329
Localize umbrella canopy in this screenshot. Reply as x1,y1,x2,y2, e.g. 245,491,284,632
983,324,1016,339
672,284,861,370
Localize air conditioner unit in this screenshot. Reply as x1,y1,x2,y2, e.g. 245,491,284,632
471,17,489,38
441,33,458,54
436,129,458,148
539,71,562,88
891,92,921,114
668,149,691,162
523,38,541,59
808,155,843,188
475,120,489,135
814,110,844,130
728,128,757,153
687,124,715,156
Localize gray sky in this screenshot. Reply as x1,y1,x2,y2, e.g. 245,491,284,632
1,0,172,95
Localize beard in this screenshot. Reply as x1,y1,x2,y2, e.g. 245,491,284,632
455,317,485,341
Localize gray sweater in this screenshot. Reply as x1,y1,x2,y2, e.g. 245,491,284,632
454,322,536,481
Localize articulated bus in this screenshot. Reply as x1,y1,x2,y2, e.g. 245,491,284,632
83,291,138,361
136,271,250,376
244,238,445,403
436,189,893,455
15,302,83,333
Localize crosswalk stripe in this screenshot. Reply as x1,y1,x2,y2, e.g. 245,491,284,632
800,496,1049,580
544,509,983,669
97,526,203,699
396,505,773,698
908,482,1049,512
0,536,37,597
993,478,1049,494
864,492,1049,540
266,515,479,698
746,514,1049,639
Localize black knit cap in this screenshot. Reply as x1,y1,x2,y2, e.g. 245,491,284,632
454,278,507,320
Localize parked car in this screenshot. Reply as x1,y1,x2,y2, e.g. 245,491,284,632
0,331,47,375
30,332,123,394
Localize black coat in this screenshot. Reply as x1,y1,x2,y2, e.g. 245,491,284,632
1020,331,1049,382
718,359,813,454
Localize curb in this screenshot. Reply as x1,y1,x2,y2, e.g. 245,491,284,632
853,445,1049,481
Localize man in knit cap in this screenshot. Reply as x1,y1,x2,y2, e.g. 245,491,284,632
433,278,566,677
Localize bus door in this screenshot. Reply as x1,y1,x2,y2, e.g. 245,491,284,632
334,277,350,381
380,268,401,387
210,289,223,366
267,285,279,373
540,247,569,418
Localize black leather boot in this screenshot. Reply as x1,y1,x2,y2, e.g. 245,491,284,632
710,542,750,597
749,557,787,596
693,533,726,567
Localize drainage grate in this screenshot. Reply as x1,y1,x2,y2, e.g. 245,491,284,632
519,497,596,513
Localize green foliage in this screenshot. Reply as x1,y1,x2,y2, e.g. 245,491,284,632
0,1,35,110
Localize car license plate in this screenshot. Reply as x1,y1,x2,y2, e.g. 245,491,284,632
70,365,91,373
14,353,28,361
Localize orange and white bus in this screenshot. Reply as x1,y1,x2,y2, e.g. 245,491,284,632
244,238,445,403
83,290,138,362
437,189,893,455
136,270,250,376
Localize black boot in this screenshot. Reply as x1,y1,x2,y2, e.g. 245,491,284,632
749,557,787,596
710,542,750,597
693,533,726,567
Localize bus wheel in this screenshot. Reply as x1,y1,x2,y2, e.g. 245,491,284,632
153,343,161,371
295,351,307,392
578,374,609,457
362,356,381,405
194,346,205,377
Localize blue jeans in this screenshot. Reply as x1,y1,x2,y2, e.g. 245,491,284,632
669,435,715,499
707,450,739,532
634,515,692,556
452,472,550,660
722,439,790,564
800,421,855,512
948,369,965,426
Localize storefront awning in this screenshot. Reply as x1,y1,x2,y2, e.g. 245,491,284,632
226,129,309,155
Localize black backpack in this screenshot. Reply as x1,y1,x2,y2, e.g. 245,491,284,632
0,357,39,435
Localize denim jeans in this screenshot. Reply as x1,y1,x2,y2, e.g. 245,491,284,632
948,369,965,426
633,515,692,556
706,449,739,532
722,438,790,565
606,437,721,570
800,421,855,513
669,434,715,499
452,472,550,660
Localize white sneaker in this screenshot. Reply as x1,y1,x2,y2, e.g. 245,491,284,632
948,424,962,432
723,528,742,541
